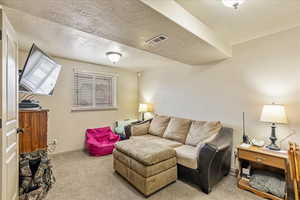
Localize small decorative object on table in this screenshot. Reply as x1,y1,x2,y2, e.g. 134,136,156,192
251,139,265,147
260,103,288,151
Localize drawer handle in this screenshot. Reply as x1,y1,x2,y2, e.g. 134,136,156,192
256,157,266,162
17,128,24,134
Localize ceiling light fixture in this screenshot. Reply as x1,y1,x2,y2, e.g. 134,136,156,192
106,52,122,64
222,0,245,9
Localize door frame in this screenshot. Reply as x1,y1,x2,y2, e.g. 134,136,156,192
0,7,19,200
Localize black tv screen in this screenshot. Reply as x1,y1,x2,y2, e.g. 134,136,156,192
19,44,61,95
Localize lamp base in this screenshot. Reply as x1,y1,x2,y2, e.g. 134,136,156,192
267,123,280,151
141,112,145,121
266,143,280,151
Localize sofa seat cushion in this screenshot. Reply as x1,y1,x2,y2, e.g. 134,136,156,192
149,115,170,137
130,134,159,141
163,117,191,143
175,145,198,169
115,139,175,166
150,138,183,148
113,150,176,178
185,121,222,146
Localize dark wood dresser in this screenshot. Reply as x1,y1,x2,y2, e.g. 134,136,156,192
19,109,49,153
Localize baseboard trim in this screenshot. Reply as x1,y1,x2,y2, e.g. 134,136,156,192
50,150,240,178
229,167,238,177
49,148,85,156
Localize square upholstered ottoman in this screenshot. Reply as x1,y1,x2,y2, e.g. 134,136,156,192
113,139,177,196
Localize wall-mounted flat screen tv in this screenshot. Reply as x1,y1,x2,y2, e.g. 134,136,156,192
19,44,61,95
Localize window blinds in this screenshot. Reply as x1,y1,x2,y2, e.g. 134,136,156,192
73,71,117,110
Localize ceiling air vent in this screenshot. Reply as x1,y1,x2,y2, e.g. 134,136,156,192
145,34,168,46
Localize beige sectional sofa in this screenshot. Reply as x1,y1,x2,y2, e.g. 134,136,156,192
119,114,233,194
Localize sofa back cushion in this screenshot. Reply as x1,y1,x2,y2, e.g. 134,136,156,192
131,121,150,136
185,121,222,146
163,117,191,143
148,115,170,137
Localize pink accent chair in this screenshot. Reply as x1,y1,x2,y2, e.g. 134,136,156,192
85,126,120,156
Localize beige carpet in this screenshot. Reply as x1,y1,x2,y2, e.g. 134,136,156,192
45,150,263,200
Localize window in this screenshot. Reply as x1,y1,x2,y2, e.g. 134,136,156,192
72,70,117,111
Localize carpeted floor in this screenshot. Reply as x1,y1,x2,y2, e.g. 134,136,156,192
45,150,263,200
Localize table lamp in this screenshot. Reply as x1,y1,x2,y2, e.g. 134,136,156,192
139,103,149,121
260,103,288,151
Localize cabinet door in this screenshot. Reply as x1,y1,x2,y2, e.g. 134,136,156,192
32,111,48,151
19,111,48,153
39,111,48,150
19,112,33,153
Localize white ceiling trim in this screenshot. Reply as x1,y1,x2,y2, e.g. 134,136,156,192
139,0,232,57
232,23,300,45
175,0,300,45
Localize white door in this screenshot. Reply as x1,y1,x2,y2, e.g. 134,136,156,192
0,8,19,200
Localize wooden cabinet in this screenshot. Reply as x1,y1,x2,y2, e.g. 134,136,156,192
19,109,49,153
237,145,289,200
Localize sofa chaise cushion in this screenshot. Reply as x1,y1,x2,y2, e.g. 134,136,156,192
163,117,191,143
115,139,175,166
113,150,177,177
175,145,198,169
185,121,222,146
149,115,170,137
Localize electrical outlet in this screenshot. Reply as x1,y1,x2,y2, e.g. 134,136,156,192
48,139,58,153
52,139,58,145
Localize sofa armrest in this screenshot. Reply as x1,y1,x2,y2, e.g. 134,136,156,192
205,127,233,152
124,119,152,139
197,127,233,193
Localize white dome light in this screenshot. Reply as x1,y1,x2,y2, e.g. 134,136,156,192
222,0,245,9
106,52,122,64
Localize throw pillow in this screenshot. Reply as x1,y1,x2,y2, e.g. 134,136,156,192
148,115,170,136
131,122,150,136
185,121,222,146
163,117,191,143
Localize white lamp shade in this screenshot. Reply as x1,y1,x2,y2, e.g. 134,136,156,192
222,0,245,8
138,104,148,113
106,52,122,63
260,104,288,124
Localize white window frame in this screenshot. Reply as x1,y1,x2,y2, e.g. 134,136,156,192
72,70,118,111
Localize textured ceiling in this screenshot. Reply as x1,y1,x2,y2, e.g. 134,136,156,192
0,0,230,65
176,0,300,44
5,7,192,72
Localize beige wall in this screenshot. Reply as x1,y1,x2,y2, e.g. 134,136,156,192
18,26,300,158
19,51,138,154
140,26,300,155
